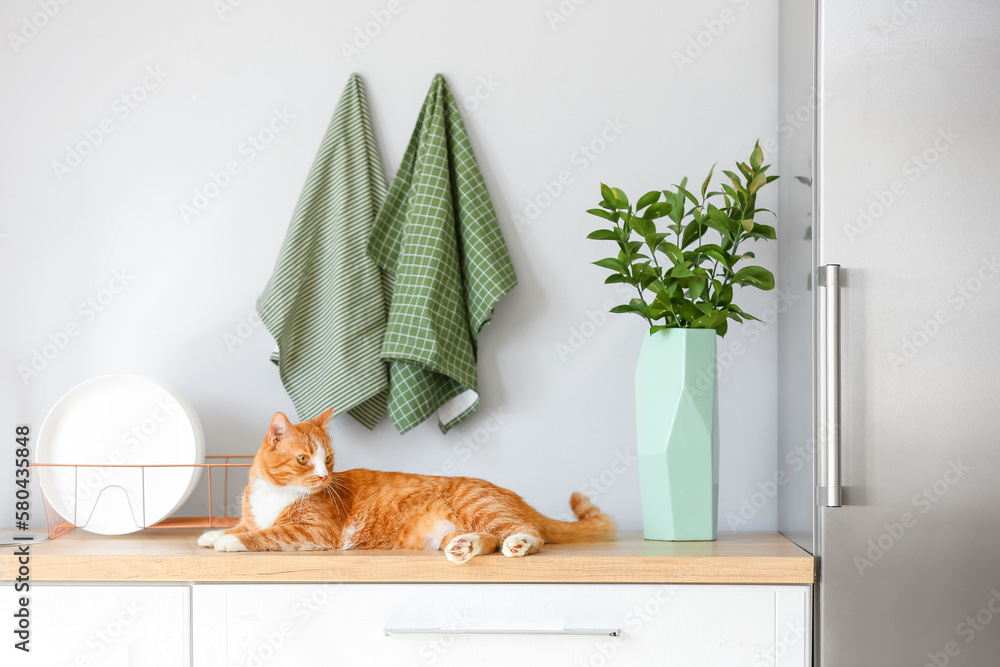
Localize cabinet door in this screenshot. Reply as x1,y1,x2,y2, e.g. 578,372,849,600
1,584,190,667
194,583,809,666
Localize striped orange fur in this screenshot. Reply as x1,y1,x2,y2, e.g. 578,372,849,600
197,409,616,562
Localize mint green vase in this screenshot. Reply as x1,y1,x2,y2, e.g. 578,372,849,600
635,328,719,541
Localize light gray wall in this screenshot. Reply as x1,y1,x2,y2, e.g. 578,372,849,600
0,0,779,532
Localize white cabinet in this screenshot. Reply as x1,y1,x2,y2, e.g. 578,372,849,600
0,582,809,666
1,585,190,667
193,584,810,667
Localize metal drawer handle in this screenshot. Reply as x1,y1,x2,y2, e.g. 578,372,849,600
816,264,843,507
384,628,620,638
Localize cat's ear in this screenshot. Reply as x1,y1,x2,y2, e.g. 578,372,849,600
312,407,334,428
268,412,293,447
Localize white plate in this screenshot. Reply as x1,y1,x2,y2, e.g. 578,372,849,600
36,375,204,535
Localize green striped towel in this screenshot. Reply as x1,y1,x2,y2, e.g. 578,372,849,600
368,74,517,434
257,73,390,428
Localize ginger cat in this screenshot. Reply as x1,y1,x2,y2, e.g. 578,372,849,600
198,409,615,562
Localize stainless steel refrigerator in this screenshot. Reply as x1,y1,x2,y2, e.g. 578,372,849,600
777,0,1000,664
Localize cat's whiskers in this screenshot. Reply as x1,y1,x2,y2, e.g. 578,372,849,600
323,486,340,519
325,485,348,519
328,474,354,497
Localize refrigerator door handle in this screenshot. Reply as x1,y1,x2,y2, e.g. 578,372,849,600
817,264,843,507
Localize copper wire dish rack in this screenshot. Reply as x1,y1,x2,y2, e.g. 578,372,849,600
30,455,253,540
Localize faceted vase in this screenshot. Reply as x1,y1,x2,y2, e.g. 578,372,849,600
635,328,719,541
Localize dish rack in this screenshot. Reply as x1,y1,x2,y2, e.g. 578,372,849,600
31,455,254,540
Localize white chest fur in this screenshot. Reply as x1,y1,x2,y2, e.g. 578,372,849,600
340,524,358,550
423,520,458,550
248,478,308,529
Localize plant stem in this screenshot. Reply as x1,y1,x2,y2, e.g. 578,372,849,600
633,282,653,328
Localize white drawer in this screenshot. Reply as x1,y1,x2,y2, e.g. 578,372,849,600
1,584,190,667
193,584,809,667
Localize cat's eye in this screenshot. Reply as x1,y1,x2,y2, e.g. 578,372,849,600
325,455,332,464
296,455,308,465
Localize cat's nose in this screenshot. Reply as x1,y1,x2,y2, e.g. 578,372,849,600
319,475,328,482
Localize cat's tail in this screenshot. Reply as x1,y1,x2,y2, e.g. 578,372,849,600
537,492,616,544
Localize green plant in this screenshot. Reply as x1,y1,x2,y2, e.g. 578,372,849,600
586,142,778,337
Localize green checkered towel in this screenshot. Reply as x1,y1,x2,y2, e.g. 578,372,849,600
367,74,517,434
257,74,391,428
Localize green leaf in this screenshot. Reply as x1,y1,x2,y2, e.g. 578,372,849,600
693,243,729,267
750,143,763,170
670,265,694,278
610,187,630,208
658,241,684,265
676,183,700,207
604,274,632,285
689,276,707,300
732,265,775,290
593,257,628,273
630,215,654,237
704,207,732,239
600,183,615,206
645,202,673,219
644,304,667,320
637,265,661,290
747,172,767,194
649,325,668,334
741,219,754,232
662,190,684,224
680,221,704,249
678,302,701,322
747,223,776,240
717,284,734,306
636,190,661,210
722,170,747,194
691,309,727,330
737,162,753,179
729,304,761,322
586,227,617,239
701,162,717,199
610,304,642,314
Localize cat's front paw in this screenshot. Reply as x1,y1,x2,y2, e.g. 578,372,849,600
501,533,541,558
214,533,248,552
445,534,480,564
197,529,224,548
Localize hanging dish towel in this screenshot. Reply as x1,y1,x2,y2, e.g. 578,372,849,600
257,73,390,428
368,74,517,434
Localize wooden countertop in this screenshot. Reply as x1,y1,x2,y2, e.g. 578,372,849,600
1,529,813,584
